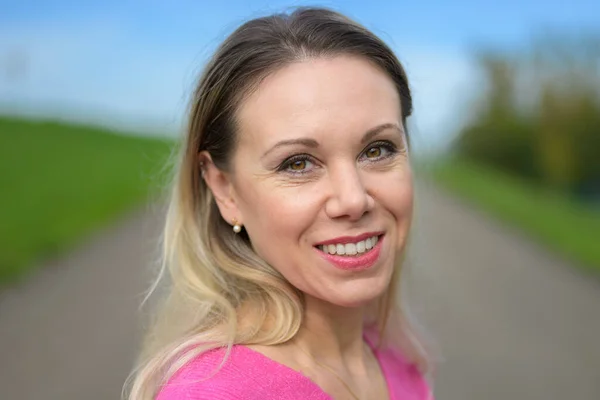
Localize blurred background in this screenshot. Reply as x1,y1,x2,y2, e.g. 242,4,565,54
1,1,599,399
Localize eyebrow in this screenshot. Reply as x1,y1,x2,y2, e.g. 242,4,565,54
361,122,404,144
261,123,403,159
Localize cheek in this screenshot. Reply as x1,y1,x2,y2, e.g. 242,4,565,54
396,175,414,213
235,178,322,255
376,166,414,223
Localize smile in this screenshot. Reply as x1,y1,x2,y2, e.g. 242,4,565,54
316,235,379,257
314,232,384,271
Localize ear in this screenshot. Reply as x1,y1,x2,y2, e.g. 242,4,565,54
198,151,242,227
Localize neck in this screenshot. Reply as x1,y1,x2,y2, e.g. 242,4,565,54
293,295,367,365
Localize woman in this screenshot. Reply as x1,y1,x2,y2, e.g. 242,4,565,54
127,7,433,400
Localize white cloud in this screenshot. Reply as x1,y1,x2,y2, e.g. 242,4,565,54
0,20,482,145
0,18,201,135
397,45,482,154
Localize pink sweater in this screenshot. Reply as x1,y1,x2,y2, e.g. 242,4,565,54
156,339,433,400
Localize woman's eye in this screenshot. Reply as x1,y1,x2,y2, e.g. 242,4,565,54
362,142,396,160
365,146,382,158
279,156,314,174
289,159,308,171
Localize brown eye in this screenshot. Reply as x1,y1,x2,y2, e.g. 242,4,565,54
359,141,398,163
278,155,315,175
289,160,307,171
365,147,382,158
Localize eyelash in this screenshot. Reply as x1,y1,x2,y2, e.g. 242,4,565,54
277,140,399,175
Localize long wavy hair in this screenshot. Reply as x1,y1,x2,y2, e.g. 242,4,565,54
125,7,430,400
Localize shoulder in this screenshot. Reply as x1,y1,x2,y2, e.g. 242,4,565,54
363,328,433,399
367,339,433,400
155,346,261,400
155,345,325,400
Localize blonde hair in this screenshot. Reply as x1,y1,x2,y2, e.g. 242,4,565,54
125,7,430,400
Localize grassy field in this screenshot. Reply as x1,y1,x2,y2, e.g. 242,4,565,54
0,116,174,284
428,157,600,274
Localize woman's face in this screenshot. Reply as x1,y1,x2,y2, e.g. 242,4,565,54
224,55,413,307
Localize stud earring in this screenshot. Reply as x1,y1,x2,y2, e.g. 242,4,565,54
232,219,242,233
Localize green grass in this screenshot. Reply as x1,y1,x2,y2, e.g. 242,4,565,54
427,157,600,274
0,116,175,283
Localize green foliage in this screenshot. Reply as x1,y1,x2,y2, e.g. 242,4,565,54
456,116,539,180
430,157,600,273
0,116,175,283
453,34,600,197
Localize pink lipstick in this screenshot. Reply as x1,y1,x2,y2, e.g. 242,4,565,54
315,234,384,271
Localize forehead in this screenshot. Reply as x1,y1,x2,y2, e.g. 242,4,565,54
235,55,401,147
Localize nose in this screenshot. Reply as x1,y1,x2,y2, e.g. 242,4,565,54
324,165,374,221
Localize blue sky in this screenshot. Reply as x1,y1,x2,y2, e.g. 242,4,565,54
1,0,598,151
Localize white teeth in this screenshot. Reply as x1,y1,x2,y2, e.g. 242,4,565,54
318,235,380,256
346,243,357,255
356,241,366,253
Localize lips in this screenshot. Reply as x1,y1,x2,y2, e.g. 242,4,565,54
317,235,379,256
314,233,384,271
314,231,384,246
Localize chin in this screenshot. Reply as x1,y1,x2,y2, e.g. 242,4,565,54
324,278,391,309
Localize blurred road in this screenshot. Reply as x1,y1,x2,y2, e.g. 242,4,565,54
409,181,600,399
1,182,599,400
0,205,163,400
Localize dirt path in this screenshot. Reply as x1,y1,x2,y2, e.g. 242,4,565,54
0,205,164,400
408,181,600,399
1,183,599,400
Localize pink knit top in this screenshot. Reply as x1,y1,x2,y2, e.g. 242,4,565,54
156,337,433,400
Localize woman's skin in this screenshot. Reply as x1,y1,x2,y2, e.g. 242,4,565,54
202,55,413,399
